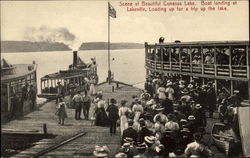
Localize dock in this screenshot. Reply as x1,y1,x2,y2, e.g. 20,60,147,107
2,82,142,158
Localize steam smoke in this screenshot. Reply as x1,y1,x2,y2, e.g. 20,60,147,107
24,26,82,50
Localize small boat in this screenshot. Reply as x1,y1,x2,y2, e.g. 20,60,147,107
37,51,97,100
212,100,250,157
211,123,235,155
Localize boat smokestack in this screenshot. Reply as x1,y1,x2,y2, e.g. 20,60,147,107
73,51,78,66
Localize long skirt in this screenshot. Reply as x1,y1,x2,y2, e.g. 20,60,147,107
95,108,109,127
133,112,141,131
120,115,128,136
89,84,97,95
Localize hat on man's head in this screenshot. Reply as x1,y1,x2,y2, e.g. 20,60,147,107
110,98,116,104
144,136,155,144
180,119,188,123
233,90,240,94
167,82,173,86
188,115,195,120
93,146,109,157
195,104,202,109
181,128,190,133
134,98,140,103
136,142,147,150
181,88,189,94
121,100,127,105
155,104,164,111
115,152,127,158
123,137,134,143
193,132,202,140
122,142,131,148
187,84,194,89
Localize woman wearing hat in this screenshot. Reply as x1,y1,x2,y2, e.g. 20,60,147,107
119,100,132,135
132,99,144,131
94,95,109,127
153,104,168,125
165,82,175,101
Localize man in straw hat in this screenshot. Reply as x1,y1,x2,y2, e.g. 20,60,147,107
119,141,138,158
144,136,158,157
133,143,147,157
183,115,197,135
193,104,207,128
106,98,119,136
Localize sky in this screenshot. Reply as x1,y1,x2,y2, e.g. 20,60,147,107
1,0,249,44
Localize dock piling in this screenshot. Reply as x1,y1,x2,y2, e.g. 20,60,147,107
43,123,47,135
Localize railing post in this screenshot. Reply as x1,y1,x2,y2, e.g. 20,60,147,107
169,47,172,72
246,45,249,79
154,44,157,71
214,46,217,77
161,47,164,71
246,45,250,99
201,46,204,75
229,46,232,78
189,46,192,73
179,47,181,73
145,42,148,69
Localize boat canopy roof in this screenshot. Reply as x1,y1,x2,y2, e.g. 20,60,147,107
146,40,249,47
1,64,36,82
41,69,89,80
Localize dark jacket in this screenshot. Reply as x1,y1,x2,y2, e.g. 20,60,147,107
137,127,153,143
122,127,138,143
106,104,119,121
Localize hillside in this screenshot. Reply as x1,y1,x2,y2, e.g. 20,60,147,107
1,41,144,52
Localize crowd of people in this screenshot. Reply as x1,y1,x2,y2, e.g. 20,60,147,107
55,71,243,157
148,47,246,66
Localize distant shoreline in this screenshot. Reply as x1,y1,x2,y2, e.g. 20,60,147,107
1,41,144,53
1,48,145,54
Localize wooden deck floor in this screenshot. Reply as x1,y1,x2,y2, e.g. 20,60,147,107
2,82,142,158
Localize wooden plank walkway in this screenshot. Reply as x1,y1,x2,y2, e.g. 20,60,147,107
2,82,142,158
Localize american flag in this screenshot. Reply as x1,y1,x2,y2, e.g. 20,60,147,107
108,2,116,18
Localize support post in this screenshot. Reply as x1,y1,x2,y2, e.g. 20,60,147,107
190,46,192,73
214,46,217,77
229,46,232,78
201,46,204,75
215,79,218,96
230,80,233,96
43,123,47,135
169,47,172,72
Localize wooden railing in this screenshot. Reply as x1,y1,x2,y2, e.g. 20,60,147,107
146,59,249,79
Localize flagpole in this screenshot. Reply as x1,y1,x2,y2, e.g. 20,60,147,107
108,2,111,83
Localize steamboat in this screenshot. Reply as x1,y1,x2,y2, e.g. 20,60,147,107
1,58,37,119
37,51,97,100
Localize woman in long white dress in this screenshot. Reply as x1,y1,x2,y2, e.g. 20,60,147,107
132,100,144,131
118,100,131,136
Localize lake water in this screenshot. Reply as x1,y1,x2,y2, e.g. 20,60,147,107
1,49,146,95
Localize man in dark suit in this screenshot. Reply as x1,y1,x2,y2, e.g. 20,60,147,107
137,120,153,144
106,98,119,135
122,120,137,144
